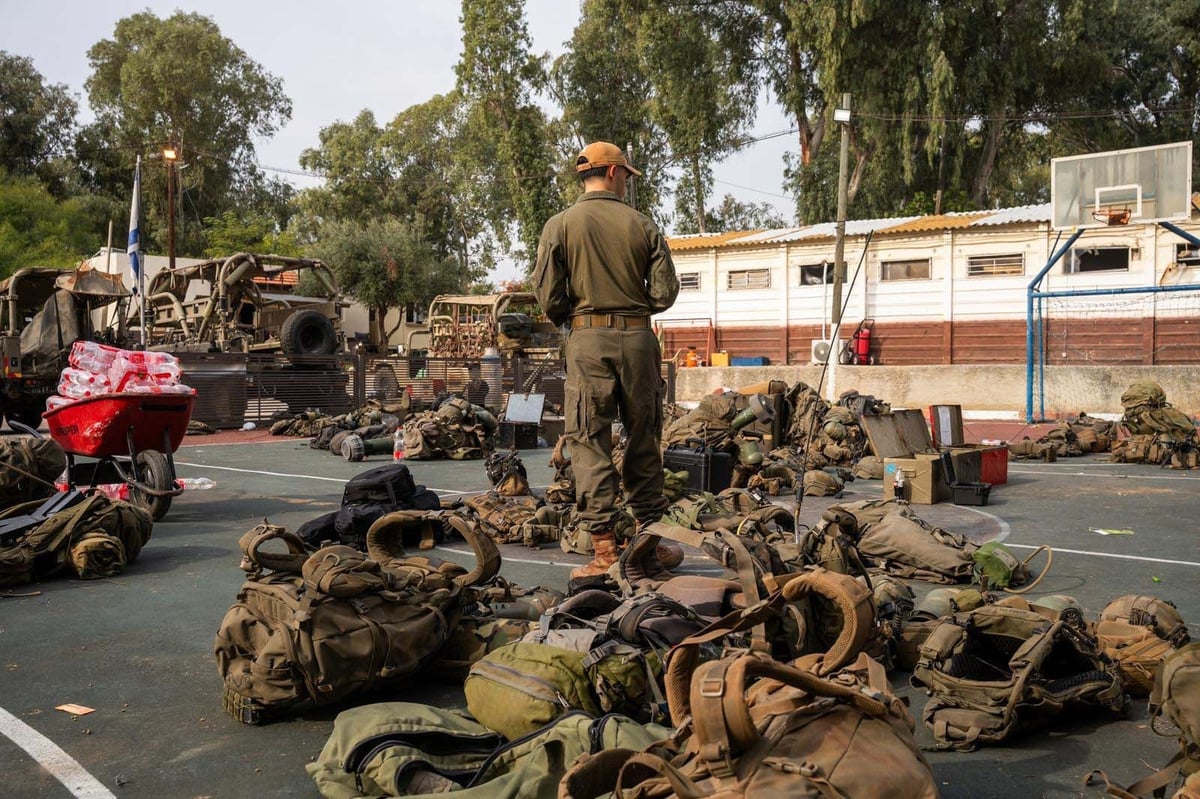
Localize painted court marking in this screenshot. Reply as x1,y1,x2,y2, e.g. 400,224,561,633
0,707,115,798
177,462,1196,570
1005,542,1200,569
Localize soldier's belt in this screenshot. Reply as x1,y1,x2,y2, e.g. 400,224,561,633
570,314,651,330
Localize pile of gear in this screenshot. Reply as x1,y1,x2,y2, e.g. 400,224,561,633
1112,381,1199,468
207,469,1200,799
400,394,498,460
0,436,154,588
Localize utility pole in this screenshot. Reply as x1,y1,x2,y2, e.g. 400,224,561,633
625,140,638,210
831,93,851,327
163,145,178,270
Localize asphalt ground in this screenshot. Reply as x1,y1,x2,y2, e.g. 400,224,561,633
1,434,1198,799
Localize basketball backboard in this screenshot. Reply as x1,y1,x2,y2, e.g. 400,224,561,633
1051,141,1193,229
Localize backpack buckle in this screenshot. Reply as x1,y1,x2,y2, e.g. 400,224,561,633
699,676,725,698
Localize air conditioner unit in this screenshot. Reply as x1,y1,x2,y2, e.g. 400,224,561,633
810,338,851,365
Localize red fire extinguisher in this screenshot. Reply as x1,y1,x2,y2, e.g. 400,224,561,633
852,319,874,365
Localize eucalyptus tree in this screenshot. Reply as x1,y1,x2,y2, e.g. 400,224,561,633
455,0,558,267
83,10,292,255
0,52,78,197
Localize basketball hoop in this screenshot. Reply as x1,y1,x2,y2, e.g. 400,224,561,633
1092,207,1132,226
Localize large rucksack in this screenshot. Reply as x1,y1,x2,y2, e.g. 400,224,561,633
0,492,152,586
1095,595,1190,697
913,604,1126,750
214,512,500,723
560,651,938,799
295,464,441,550
464,590,710,739
1087,642,1200,798
307,702,669,799
836,499,977,583
0,436,67,508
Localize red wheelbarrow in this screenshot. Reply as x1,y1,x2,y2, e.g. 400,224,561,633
41,391,195,521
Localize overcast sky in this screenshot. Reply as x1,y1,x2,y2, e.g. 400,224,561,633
0,1,795,277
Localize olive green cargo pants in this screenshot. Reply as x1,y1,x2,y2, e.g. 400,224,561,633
564,327,667,534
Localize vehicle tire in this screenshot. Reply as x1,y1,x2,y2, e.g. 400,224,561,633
5,402,45,433
280,309,338,357
130,450,173,521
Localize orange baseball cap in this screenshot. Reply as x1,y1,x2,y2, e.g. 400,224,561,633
575,141,642,176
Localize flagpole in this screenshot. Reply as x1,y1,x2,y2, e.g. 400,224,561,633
129,155,144,349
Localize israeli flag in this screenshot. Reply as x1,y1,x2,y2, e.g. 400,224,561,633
128,157,141,293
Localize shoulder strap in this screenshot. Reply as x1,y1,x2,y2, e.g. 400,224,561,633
689,653,889,766
237,521,308,574
778,568,876,675
442,512,502,588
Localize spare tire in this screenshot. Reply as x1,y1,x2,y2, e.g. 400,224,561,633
280,309,338,356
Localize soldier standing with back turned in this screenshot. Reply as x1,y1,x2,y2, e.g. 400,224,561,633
534,141,681,583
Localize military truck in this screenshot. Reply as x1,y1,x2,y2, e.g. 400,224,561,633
134,253,352,415
423,292,561,358
0,266,132,430
135,252,344,357
374,292,562,404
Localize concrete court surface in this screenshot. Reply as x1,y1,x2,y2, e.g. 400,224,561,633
0,432,1198,799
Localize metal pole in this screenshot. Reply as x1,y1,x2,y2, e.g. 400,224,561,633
167,157,176,271
625,140,637,210
832,93,851,327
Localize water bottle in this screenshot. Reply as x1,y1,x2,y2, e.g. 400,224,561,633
69,341,118,372
61,366,113,389
176,477,216,491
393,429,406,460
46,395,73,411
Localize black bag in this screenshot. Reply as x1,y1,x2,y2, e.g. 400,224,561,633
295,511,338,548
663,439,734,493
342,463,417,506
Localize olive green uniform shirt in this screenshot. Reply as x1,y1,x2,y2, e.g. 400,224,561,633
533,191,679,324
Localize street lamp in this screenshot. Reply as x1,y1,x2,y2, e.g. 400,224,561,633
162,146,178,270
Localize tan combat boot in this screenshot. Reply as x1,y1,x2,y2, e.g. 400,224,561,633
569,530,619,582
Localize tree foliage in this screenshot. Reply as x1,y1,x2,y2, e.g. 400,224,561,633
0,177,100,277
310,219,460,345
0,52,78,197
455,0,558,266
83,11,293,256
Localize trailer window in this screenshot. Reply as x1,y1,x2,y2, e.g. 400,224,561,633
799,263,834,285
881,259,931,281
1065,247,1129,273
967,253,1024,277
727,268,771,290
679,272,701,291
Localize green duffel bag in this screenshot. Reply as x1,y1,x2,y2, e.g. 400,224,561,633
307,701,670,799
463,642,600,740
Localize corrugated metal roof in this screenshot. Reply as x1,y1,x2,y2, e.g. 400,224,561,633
968,204,1052,226
665,204,1057,253
772,216,922,242
883,211,991,234
667,231,760,251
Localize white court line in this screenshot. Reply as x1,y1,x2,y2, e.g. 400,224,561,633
1005,543,1200,569
0,707,115,799
172,461,511,497
1007,466,1200,481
